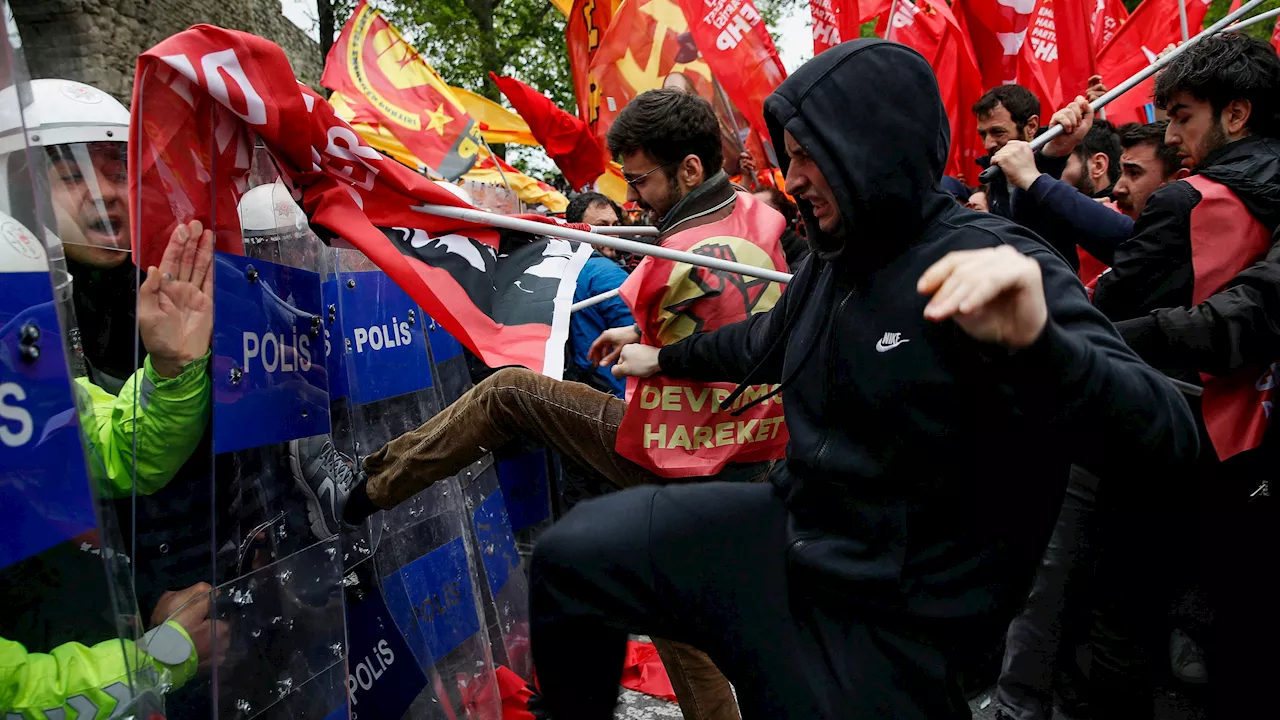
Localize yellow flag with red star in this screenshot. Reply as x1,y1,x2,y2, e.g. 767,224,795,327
322,0,483,180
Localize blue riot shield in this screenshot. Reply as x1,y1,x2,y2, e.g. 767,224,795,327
0,10,163,717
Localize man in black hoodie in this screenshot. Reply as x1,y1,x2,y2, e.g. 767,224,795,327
528,39,1198,719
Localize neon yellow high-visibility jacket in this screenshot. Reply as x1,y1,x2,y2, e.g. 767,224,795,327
0,623,198,719
1,353,211,718
78,352,211,496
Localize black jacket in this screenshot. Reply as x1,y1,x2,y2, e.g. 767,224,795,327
659,40,1198,628
1094,135,1280,380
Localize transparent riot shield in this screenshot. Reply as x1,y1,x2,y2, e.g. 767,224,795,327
328,232,506,715
0,5,163,717
127,54,348,715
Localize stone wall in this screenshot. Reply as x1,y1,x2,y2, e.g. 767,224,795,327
10,0,323,102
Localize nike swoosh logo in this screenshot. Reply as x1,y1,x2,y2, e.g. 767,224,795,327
875,338,909,352
318,477,336,521
514,281,535,294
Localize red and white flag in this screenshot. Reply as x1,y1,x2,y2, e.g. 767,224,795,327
884,0,986,179
809,0,859,54
1091,0,1129,55
130,26,591,377
1095,0,1211,126
677,0,788,146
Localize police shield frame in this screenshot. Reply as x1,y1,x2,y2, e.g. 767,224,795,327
0,5,164,718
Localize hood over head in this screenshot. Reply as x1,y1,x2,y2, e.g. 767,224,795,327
764,39,952,267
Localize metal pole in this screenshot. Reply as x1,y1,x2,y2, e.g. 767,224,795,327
713,78,758,191
978,0,1269,184
412,203,795,284
589,225,659,236
1178,0,1189,42
1226,6,1280,31
571,288,621,312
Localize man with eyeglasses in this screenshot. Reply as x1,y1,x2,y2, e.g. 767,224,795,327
341,88,791,720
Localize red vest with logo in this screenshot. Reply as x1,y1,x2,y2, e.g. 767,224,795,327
615,193,790,477
1186,175,1276,460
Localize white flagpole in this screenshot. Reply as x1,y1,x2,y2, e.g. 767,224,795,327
1226,6,1280,31
413,203,794,284
978,0,1270,184
1178,0,1190,42
589,225,660,236
570,288,622,312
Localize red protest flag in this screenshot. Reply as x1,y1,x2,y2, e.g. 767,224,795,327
676,0,788,147
951,0,1037,90
884,0,987,180
1092,0,1129,51
491,73,608,189
321,1,483,180
567,0,621,125
133,26,592,376
809,0,863,54
1096,0,1211,126
1272,15,1279,53
1023,0,1096,109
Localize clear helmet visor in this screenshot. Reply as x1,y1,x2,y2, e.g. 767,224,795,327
44,141,130,266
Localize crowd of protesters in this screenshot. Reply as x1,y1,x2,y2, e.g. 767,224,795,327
347,30,1278,720
6,18,1278,720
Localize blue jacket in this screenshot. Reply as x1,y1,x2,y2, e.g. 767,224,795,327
1012,175,1134,271
570,253,634,397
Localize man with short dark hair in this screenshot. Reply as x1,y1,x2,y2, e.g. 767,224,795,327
973,85,1059,219
992,97,1128,278
1090,32,1280,717
343,87,792,720
527,39,1198,720
1112,121,1185,219
564,192,633,397
974,84,1042,156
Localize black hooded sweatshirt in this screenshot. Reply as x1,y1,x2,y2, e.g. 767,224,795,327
658,40,1198,629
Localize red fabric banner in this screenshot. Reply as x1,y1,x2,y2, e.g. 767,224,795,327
676,0,788,147
1091,0,1129,55
1095,0,1211,126
620,641,677,702
131,26,591,376
809,0,861,54
490,73,607,189
1184,176,1275,460
1027,0,1095,106
567,0,621,126
884,0,986,180
320,0,482,180
951,0,1037,91
587,0,718,158
615,193,789,477
1272,15,1279,53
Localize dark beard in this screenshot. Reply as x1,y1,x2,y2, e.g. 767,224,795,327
1199,121,1230,163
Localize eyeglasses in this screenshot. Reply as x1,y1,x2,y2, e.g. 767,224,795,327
622,162,674,188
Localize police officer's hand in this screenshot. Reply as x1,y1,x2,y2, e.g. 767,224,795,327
139,220,214,378
589,325,642,368
1044,96,1094,158
613,343,661,378
991,141,1041,191
152,582,229,674
918,245,1048,349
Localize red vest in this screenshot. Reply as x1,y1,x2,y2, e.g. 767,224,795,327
614,192,790,477
1186,175,1276,460
1078,199,1120,295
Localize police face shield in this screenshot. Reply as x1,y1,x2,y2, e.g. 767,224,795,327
0,7,168,718
45,141,131,267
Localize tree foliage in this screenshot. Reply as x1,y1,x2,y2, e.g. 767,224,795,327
381,0,573,109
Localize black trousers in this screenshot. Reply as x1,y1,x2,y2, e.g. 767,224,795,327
997,466,1100,720
529,482,974,720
